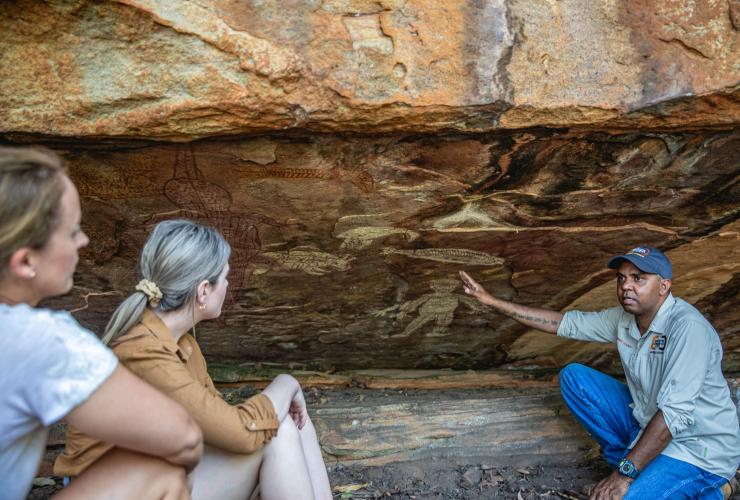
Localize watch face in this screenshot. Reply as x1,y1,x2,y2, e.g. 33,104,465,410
618,459,637,478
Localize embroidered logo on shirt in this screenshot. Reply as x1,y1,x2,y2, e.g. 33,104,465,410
627,247,651,258
649,334,667,353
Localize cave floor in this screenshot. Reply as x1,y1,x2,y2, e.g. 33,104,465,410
29,375,740,500
27,460,610,500
327,459,609,499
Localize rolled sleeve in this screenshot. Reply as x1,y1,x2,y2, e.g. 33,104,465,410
238,394,280,435
557,307,621,343
656,320,711,437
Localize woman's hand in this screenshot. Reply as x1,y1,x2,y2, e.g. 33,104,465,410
289,389,308,430
262,373,311,428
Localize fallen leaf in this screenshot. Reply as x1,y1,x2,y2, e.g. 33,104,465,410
334,483,369,494
555,491,581,500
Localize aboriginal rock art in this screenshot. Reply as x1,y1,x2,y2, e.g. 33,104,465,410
73,167,160,200
335,226,420,250
262,166,375,194
252,246,354,276
231,162,375,194
381,247,506,266
160,145,292,295
160,145,355,288
374,278,483,338
429,202,506,230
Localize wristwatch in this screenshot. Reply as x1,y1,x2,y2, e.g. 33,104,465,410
617,458,640,480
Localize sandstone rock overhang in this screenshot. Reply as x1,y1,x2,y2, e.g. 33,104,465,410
1,0,738,140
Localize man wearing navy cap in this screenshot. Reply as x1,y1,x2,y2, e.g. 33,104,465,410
460,246,740,499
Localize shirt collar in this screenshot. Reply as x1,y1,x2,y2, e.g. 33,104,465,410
619,293,675,339
620,312,639,340
645,293,675,335
140,309,192,362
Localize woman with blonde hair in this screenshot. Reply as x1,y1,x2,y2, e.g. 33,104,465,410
0,147,203,500
56,219,333,500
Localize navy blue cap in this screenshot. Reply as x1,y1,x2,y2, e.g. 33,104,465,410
607,246,672,279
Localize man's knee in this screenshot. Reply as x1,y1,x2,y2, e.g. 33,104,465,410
559,363,587,393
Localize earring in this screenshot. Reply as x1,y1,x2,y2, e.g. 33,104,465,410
199,303,206,310
28,269,36,279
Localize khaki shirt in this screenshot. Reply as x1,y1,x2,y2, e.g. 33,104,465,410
557,294,740,479
54,309,279,476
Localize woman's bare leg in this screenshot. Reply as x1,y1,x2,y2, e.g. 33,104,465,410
298,416,332,500
184,417,330,500
260,417,315,500
54,448,189,500
189,445,263,500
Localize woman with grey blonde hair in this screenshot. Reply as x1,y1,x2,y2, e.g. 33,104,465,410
0,147,203,500
56,219,332,500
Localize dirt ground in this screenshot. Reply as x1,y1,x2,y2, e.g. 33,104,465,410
327,459,610,499
28,459,609,499
27,383,740,499
32,459,740,499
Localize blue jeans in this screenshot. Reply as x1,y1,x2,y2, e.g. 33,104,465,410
559,363,728,499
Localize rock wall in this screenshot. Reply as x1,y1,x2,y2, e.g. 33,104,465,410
23,130,738,372
1,1,738,372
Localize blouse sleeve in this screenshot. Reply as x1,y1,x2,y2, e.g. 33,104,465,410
116,338,279,454
24,310,118,426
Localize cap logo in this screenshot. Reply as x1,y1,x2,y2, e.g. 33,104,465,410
627,247,650,258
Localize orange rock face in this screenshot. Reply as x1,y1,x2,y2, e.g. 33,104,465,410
1,1,738,371
1,0,738,137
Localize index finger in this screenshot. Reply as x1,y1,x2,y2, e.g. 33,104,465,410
459,271,474,285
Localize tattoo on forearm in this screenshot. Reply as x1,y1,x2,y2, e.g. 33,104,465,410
503,308,558,327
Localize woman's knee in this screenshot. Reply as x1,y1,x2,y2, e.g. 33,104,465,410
124,452,189,497
156,469,189,500
157,463,188,489
266,418,302,456
301,415,317,435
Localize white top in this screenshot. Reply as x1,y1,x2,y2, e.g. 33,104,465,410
558,294,740,479
0,304,117,500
